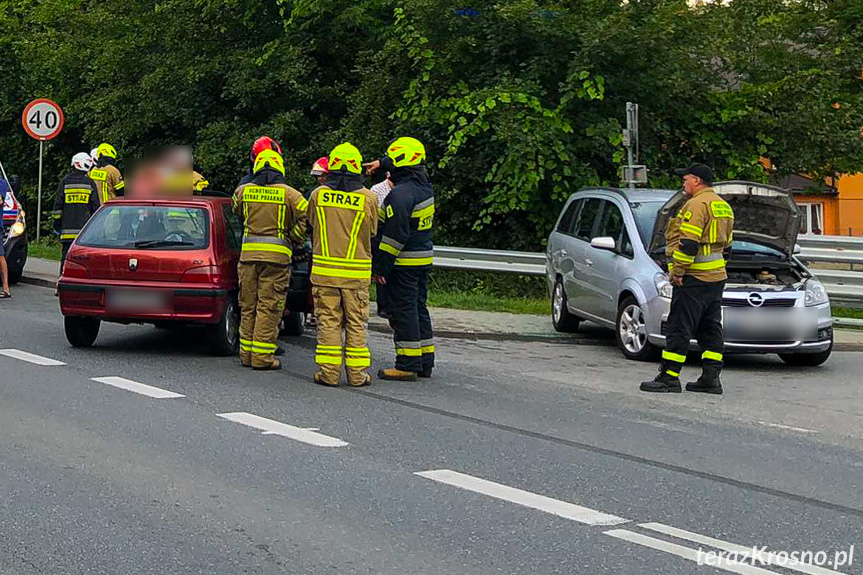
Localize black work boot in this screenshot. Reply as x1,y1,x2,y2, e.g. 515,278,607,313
640,371,682,393
686,372,723,395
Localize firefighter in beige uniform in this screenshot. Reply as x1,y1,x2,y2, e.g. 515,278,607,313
89,143,125,203
307,143,378,387
233,149,308,370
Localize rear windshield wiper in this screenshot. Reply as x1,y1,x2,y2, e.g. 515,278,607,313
133,239,195,248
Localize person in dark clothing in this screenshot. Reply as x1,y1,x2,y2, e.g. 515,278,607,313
53,153,100,267
366,137,435,381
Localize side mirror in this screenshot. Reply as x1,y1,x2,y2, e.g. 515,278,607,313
793,243,802,255
8,175,20,195
590,236,617,251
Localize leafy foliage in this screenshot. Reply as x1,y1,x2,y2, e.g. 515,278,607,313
1,0,861,249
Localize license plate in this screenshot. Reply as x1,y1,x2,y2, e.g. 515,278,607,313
106,289,172,313
723,308,815,341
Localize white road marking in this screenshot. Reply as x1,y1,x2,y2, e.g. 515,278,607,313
605,529,781,575
640,523,847,575
91,376,185,399
0,349,65,366
415,469,628,526
757,421,818,434
216,412,348,447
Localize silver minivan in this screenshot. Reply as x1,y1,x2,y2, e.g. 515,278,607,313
546,182,833,366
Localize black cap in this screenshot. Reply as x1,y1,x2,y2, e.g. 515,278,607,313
675,163,714,184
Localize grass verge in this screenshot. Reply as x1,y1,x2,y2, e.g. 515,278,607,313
28,239,62,261
833,307,863,320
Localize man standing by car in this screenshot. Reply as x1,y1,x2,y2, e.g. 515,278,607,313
90,143,125,204
641,164,734,395
233,149,308,370
307,143,378,387
365,137,435,381
53,153,100,267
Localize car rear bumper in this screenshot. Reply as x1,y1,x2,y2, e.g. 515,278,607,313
644,296,833,354
58,279,229,324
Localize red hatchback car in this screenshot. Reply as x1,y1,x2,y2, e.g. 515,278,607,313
58,196,310,355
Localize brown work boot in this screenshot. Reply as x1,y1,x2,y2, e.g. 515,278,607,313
378,368,417,381
253,358,282,371
348,374,372,387
313,372,339,387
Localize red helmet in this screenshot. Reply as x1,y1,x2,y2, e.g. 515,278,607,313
310,156,329,176
250,136,282,162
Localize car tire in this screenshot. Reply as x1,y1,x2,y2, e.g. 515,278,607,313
551,278,580,333
280,311,306,337
778,338,833,367
64,316,100,348
7,247,25,284
615,295,660,362
208,296,239,356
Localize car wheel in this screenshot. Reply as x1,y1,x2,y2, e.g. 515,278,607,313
7,250,25,284
280,311,306,336
208,296,239,356
551,279,580,333
64,316,100,348
778,339,833,367
615,295,660,361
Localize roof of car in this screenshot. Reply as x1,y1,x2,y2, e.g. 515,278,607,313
105,194,231,206
577,187,676,203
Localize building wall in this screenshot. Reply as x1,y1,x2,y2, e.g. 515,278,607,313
795,195,839,235
836,174,863,237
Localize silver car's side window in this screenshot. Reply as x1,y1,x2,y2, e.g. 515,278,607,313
596,201,633,257
573,198,602,242
557,199,581,236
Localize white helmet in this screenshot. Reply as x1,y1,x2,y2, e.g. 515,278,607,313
90,147,100,163
72,152,94,172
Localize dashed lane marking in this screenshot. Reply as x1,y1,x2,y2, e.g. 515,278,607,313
605,529,782,575
216,412,349,447
91,376,185,399
0,348,65,366
639,523,847,575
415,469,629,526
757,421,818,434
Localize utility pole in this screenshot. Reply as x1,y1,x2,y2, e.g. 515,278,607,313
621,102,648,189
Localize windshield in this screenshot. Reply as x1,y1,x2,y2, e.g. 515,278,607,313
730,240,786,259
77,205,210,249
629,201,667,247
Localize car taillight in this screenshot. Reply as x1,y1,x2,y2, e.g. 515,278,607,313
62,260,89,279
181,265,221,283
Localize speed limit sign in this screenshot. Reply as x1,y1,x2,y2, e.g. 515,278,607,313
22,98,64,141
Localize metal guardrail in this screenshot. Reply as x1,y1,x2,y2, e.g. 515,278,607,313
434,237,863,305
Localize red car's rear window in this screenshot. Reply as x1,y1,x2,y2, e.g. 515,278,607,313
77,205,210,250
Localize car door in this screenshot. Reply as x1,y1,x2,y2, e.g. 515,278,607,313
583,199,634,323
567,197,603,314
548,198,581,303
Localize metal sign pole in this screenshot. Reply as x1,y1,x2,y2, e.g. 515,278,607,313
37,139,44,241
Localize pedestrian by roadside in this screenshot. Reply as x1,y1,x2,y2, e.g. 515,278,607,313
233,149,308,370
0,177,10,299
370,173,394,318
89,143,124,204
640,164,734,395
307,143,378,387
365,137,435,381
53,153,100,268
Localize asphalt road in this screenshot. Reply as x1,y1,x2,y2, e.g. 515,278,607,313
1,283,861,575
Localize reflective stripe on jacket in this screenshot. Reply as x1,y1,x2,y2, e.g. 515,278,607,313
232,181,308,265
53,170,100,241
665,188,734,282
373,167,434,277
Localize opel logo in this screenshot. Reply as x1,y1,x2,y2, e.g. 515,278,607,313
129,258,138,271
747,292,764,307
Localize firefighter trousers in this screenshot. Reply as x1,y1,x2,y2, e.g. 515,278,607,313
662,277,725,379
312,286,371,386
238,261,290,368
386,266,434,373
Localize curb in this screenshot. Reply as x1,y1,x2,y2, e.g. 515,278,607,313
19,274,58,290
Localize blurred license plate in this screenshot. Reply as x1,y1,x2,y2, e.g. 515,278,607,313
106,289,171,313
723,308,814,341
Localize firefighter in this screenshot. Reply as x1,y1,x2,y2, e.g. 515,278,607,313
192,170,209,193
641,164,734,394
307,143,378,387
53,153,100,266
366,137,435,381
233,149,308,370
238,136,283,188
309,157,329,189
90,143,124,204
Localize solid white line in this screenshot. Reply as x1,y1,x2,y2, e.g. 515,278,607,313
0,348,65,366
640,523,847,575
605,529,781,575
216,412,348,447
757,421,818,434
415,469,629,526
91,376,185,399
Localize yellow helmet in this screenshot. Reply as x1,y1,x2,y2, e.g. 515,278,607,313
328,142,363,174
253,149,285,176
387,137,426,167
97,143,117,159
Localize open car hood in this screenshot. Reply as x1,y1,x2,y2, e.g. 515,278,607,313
649,181,801,256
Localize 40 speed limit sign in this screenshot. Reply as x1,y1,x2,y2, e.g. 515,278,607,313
22,98,64,141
